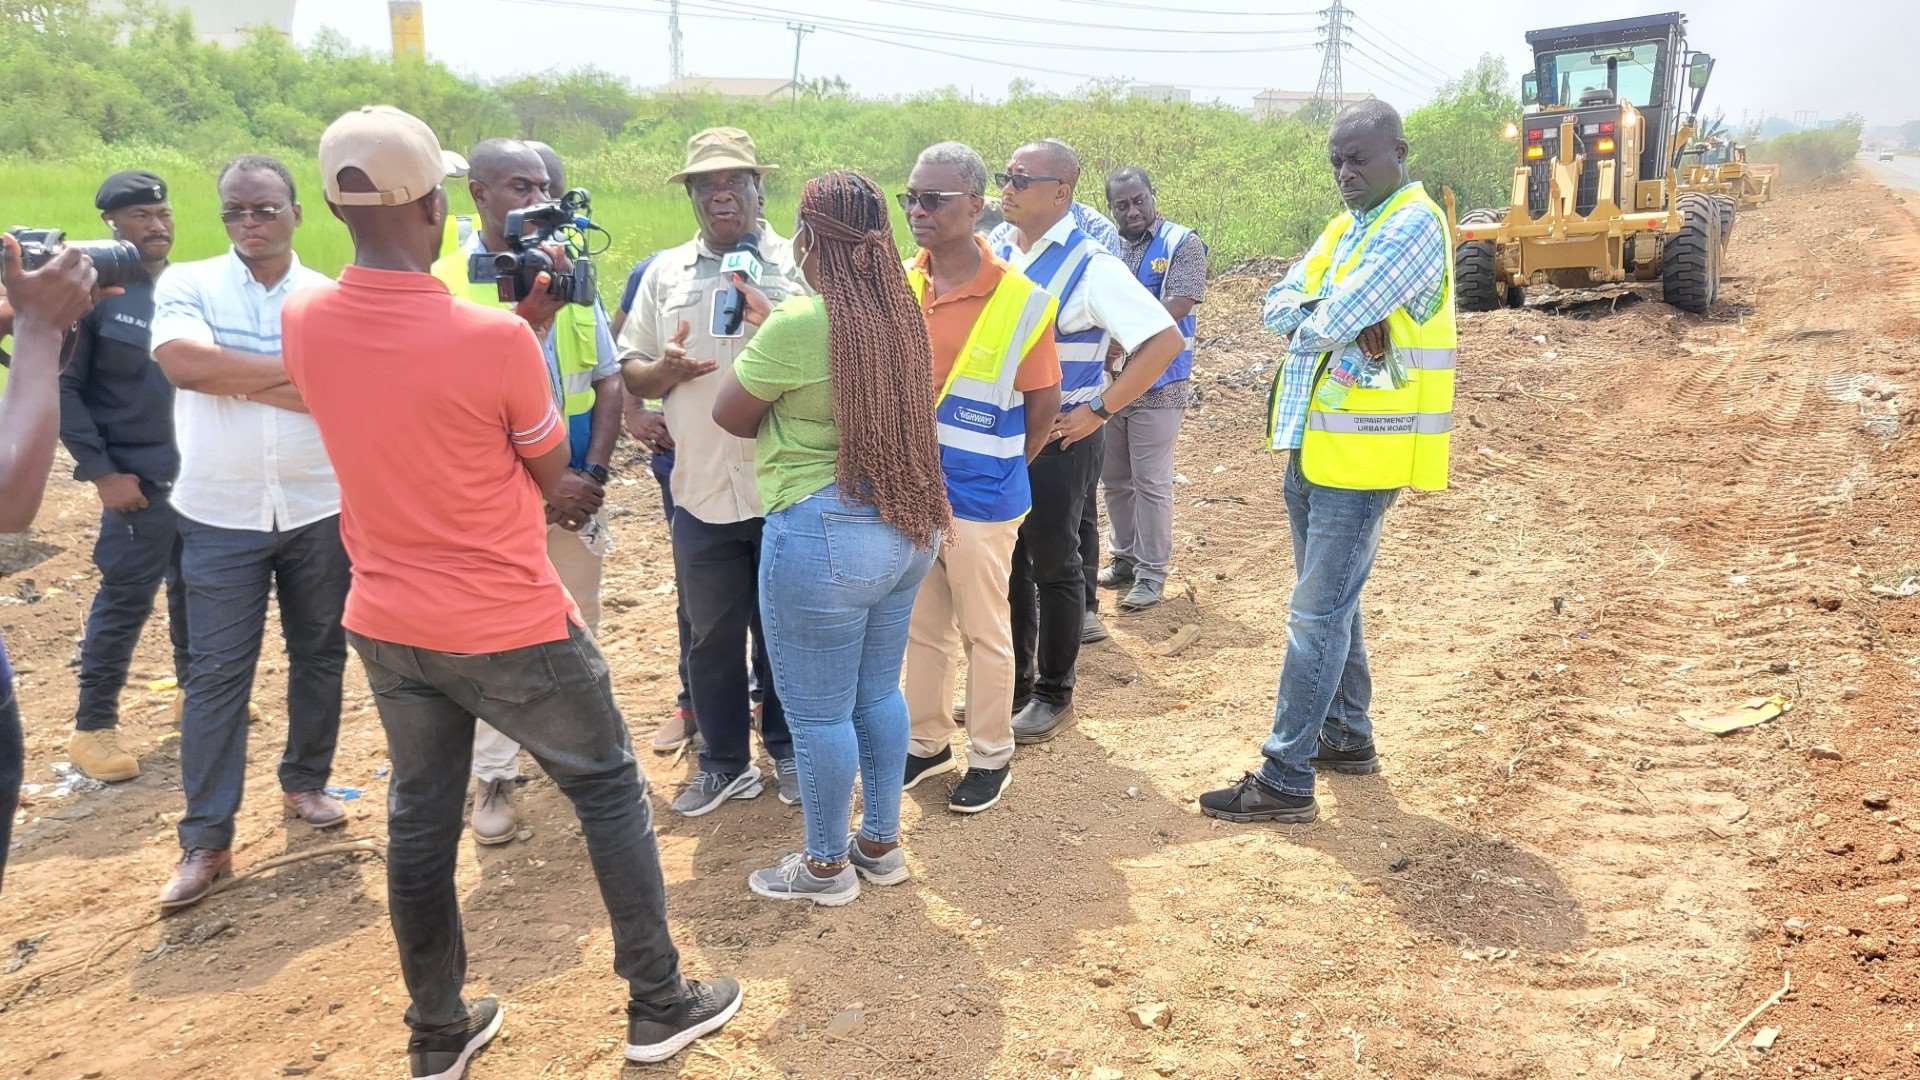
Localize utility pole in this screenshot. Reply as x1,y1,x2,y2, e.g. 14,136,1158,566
667,0,684,83
786,22,814,108
1308,0,1348,123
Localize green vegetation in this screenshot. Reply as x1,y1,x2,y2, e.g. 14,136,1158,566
1751,121,1863,184
2,0,1519,296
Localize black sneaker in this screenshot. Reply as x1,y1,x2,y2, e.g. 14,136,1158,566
1309,739,1382,775
625,978,744,1064
904,745,956,791
409,997,503,1080
948,766,1010,813
1197,774,1318,824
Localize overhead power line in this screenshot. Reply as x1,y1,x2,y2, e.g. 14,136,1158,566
1349,10,1477,78
1346,25,1456,86
849,0,1324,36
1052,0,1320,15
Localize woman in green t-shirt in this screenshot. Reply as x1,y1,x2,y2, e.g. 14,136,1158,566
713,171,949,906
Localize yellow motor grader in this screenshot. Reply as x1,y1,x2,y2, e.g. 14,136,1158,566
1455,12,1728,314
1679,137,1776,210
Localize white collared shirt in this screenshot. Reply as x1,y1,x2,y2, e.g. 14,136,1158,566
1001,214,1176,362
151,248,338,532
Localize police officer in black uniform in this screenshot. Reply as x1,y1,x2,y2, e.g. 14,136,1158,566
57,170,186,783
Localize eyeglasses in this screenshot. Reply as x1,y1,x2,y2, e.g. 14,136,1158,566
219,206,286,224
689,173,757,196
895,190,971,213
993,172,1064,192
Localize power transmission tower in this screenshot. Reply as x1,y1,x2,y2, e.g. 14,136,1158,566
786,22,814,107
667,0,684,82
1308,0,1348,123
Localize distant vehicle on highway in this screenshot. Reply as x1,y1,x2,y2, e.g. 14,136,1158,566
1881,151,1897,162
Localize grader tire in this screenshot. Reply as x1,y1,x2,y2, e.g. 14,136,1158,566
1663,193,1721,314
1711,194,1737,250
1455,240,1505,311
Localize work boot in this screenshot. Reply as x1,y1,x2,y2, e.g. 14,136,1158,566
158,847,231,911
283,789,348,829
1081,610,1110,644
651,707,696,754
1119,577,1166,612
1097,558,1136,589
67,728,139,782
470,778,518,845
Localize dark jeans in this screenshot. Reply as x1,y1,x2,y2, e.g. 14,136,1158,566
351,623,685,1032
652,451,691,716
76,495,189,731
176,515,349,851
670,509,790,775
1011,428,1105,709
0,681,19,896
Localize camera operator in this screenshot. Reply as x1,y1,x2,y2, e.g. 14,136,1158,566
428,137,623,847
56,171,190,784
1,234,114,894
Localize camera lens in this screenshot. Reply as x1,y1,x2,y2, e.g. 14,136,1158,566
64,239,144,289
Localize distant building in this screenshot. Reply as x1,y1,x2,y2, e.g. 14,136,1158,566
664,77,801,101
158,0,297,46
1253,89,1374,120
1130,84,1192,104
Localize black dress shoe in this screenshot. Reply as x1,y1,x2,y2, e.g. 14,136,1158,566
1197,773,1318,824
1309,739,1382,775
1011,700,1074,744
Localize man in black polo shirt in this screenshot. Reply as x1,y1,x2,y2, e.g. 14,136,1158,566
58,170,186,783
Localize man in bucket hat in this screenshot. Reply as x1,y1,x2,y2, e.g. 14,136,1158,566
618,128,806,815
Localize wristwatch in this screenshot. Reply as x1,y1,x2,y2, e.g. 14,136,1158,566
1089,396,1113,420
583,464,611,485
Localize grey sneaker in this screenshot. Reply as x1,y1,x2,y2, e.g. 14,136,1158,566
1119,577,1165,612
670,767,763,817
774,756,800,806
747,852,860,906
846,833,909,885
1097,558,1136,589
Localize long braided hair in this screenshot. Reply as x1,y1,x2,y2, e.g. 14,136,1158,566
796,171,950,549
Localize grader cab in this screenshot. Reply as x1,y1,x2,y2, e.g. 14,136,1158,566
1455,12,1730,314
1679,138,1776,209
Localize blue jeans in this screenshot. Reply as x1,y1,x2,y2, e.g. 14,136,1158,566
176,515,350,851
758,486,935,863
1259,455,1398,797
76,494,190,731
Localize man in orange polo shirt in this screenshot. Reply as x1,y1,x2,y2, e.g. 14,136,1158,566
281,106,740,1079
899,142,1061,815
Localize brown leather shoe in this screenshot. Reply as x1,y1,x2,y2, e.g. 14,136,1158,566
158,848,231,911
284,789,348,829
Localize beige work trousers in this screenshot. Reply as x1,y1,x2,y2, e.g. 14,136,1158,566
471,520,606,781
905,515,1024,770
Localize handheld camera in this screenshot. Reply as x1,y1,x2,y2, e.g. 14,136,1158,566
472,188,606,307
7,228,144,289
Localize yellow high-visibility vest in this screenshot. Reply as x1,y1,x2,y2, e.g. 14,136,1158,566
429,246,598,418
1292,183,1456,491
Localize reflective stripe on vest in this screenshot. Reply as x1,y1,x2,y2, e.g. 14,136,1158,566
429,249,598,418
1135,219,1197,389
907,260,1058,522
998,227,1112,410
1287,182,1456,492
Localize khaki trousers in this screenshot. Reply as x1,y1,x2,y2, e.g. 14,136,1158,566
472,520,605,781
905,515,1024,770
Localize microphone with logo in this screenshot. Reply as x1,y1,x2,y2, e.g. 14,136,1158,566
711,234,765,338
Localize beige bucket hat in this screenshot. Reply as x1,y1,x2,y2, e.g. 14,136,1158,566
667,127,779,184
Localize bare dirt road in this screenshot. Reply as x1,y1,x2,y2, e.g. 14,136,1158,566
3,173,1916,1080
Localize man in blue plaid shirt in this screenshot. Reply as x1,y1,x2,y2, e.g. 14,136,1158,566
1201,100,1449,825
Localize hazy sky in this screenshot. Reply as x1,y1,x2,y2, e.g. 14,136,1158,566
286,0,1918,127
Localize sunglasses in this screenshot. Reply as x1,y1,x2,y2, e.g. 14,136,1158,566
993,172,1064,192
219,206,287,224
895,190,971,213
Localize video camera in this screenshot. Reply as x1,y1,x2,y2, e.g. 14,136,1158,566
472,187,603,307
7,228,144,289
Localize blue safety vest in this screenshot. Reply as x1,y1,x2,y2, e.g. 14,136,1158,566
998,227,1112,411
1134,219,1197,389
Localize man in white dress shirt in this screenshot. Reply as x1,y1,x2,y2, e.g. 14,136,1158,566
149,155,347,910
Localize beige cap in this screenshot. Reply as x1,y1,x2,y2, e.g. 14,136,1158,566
666,127,779,184
319,105,449,206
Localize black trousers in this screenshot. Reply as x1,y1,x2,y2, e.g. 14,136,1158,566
0,675,19,895
669,509,791,775
75,495,189,731
1080,475,1100,614
1011,429,1105,709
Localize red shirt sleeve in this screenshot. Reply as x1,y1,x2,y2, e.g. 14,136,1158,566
499,319,566,459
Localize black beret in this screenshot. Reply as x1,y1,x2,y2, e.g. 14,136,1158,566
95,171,169,212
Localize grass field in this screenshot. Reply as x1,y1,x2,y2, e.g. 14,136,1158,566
0,154,922,311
